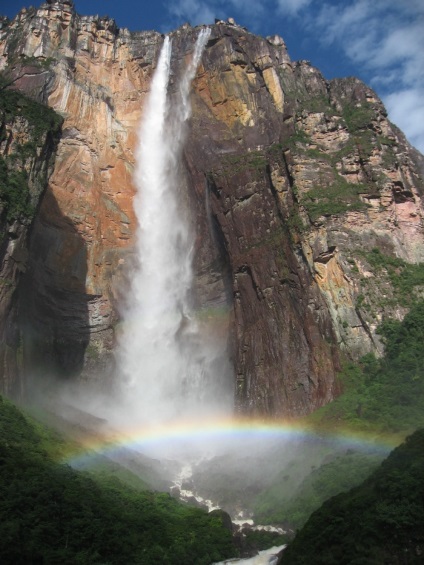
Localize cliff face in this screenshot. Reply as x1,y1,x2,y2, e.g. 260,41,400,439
0,84,62,395
0,2,156,386
0,1,423,417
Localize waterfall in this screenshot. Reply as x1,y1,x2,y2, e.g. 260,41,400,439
116,28,232,430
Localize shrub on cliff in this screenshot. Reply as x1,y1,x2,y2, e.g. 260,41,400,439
0,86,62,222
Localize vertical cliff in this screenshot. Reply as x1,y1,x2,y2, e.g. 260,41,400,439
0,84,62,395
184,24,424,415
0,2,423,417
0,2,158,390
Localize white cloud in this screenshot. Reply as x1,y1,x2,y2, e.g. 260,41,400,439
384,89,424,153
166,0,263,27
275,0,312,17
167,0,216,25
167,0,310,24
314,0,372,44
227,0,265,19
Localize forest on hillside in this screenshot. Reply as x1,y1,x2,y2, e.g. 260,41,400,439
0,397,236,565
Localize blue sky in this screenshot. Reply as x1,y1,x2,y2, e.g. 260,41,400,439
2,0,423,153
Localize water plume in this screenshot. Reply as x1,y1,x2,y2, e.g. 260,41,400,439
115,28,233,432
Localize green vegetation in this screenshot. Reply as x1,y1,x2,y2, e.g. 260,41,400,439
340,101,392,163
281,129,311,152
0,397,236,564
304,94,337,116
360,248,424,306
309,301,424,435
18,55,55,70
0,86,62,221
218,150,267,177
301,179,369,221
303,146,333,162
286,207,305,234
270,129,312,158
342,101,375,133
242,529,289,552
285,87,338,120
282,428,424,564
254,451,382,529
253,301,424,531
0,156,34,220
378,135,395,147
353,128,376,158
0,87,62,139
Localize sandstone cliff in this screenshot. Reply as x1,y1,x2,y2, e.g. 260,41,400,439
0,1,423,417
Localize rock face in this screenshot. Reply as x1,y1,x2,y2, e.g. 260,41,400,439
0,2,423,417
0,85,62,395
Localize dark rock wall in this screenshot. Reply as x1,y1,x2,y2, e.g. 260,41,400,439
0,88,62,396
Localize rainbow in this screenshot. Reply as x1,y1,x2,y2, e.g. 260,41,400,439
62,415,399,468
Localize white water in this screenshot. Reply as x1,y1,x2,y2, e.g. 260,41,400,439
213,546,286,565
172,463,221,512
115,29,233,434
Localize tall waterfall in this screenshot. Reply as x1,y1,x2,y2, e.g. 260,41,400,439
116,29,232,429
